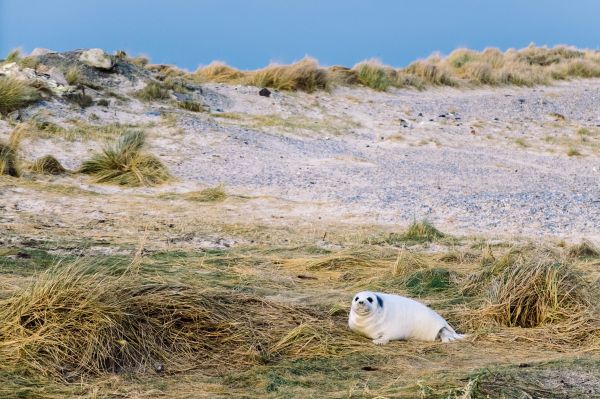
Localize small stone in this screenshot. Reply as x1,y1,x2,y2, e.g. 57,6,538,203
79,48,114,70
46,67,68,86
259,88,271,97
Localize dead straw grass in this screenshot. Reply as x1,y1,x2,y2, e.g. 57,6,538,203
0,127,23,177
30,155,67,175
0,259,368,381
466,251,600,348
78,130,172,186
184,45,600,92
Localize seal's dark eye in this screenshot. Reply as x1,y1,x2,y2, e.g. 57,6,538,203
354,297,358,302
367,297,373,303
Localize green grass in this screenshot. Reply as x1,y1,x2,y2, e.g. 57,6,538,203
134,81,170,101
64,66,82,85
176,100,205,112
78,130,172,186
404,268,453,296
353,61,391,91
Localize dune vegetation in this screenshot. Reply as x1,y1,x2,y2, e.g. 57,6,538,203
0,216,599,398
188,45,600,92
79,130,172,186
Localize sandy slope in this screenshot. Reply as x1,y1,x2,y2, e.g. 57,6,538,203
2,66,600,242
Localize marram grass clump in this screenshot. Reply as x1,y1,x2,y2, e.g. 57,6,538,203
478,253,593,329
353,60,391,91
0,127,23,177
0,144,19,177
246,58,329,93
30,155,67,175
79,130,172,186
0,260,366,380
134,81,170,101
0,77,40,114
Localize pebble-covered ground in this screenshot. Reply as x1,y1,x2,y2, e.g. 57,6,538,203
2,54,600,242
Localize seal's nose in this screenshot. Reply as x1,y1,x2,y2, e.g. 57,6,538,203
358,300,364,304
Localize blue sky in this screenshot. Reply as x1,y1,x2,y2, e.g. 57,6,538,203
1,0,599,70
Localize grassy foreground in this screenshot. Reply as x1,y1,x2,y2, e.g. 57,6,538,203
1,216,599,398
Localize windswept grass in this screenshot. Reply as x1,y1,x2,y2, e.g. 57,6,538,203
246,58,329,93
79,130,172,186
568,240,600,259
353,60,391,91
0,127,23,177
30,155,67,175
475,252,597,335
0,77,40,114
194,61,245,83
182,45,600,92
64,66,82,86
0,258,366,380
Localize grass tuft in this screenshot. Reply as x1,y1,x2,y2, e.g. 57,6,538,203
568,241,600,259
246,58,329,93
478,253,593,328
403,220,445,241
0,127,23,177
184,185,227,202
177,100,205,112
64,66,82,86
79,130,172,186
30,155,67,175
134,81,170,101
0,77,40,114
194,62,245,83
353,60,391,91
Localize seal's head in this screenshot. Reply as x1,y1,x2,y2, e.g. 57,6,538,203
351,291,383,316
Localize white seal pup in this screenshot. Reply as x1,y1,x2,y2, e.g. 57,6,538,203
348,291,465,344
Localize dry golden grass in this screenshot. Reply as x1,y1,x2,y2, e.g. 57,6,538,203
180,45,600,93
0,77,40,114
29,155,67,175
79,130,172,186
0,258,368,381
194,61,245,83
0,127,23,177
245,58,329,93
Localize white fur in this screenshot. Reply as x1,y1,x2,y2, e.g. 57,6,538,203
348,291,465,345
